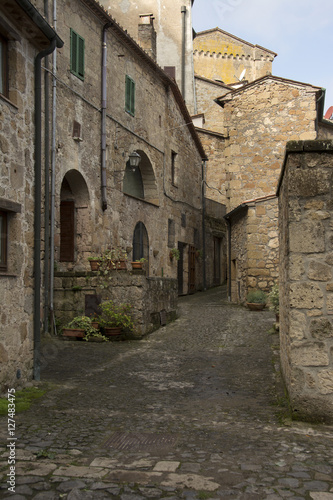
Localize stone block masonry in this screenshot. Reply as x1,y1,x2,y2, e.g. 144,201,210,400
54,270,178,338
278,140,333,423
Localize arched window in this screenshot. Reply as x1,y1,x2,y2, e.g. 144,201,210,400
123,161,144,199
133,222,149,261
123,150,158,205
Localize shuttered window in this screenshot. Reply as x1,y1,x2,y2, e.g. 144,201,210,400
125,75,135,116
70,29,84,80
60,201,75,262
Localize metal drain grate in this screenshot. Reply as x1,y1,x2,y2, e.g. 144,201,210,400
103,432,178,451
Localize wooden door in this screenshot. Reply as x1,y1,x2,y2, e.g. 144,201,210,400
188,245,196,294
60,200,75,262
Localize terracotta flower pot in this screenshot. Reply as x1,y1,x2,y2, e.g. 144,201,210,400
103,327,123,336
89,260,101,271
246,302,266,311
131,261,143,269
62,328,85,338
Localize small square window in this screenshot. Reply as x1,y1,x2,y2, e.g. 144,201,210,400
125,75,135,116
0,211,8,271
70,28,85,80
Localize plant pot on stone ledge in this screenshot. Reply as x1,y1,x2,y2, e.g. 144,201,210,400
246,290,267,311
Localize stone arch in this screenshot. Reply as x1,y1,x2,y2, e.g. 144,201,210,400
123,150,158,205
59,169,90,263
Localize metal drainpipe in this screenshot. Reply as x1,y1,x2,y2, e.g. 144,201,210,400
181,6,186,99
201,160,207,290
49,0,57,335
101,23,112,211
226,218,232,301
43,0,50,334
34,38,58,381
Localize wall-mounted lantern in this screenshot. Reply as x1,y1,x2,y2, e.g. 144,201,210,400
128,151,141,171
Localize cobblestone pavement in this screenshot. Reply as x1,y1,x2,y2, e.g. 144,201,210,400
1,286,333,499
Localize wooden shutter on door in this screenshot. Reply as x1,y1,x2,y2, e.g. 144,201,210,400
60,201,75,262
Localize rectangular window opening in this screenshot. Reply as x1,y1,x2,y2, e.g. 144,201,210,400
70,28,84,80
125,75,135,116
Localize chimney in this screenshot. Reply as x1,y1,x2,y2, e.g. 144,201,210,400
138,13,157,62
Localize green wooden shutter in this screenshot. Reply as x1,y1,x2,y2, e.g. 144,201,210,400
70,29,84,80
125,75,135,115
78,36,84,78
130,78,135,115
70,29,78,74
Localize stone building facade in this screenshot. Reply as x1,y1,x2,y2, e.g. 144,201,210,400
194,72,329,302
193,28,276,85
98,0,197,114
26,0,208,340
278,141,333,423
0,0,63,390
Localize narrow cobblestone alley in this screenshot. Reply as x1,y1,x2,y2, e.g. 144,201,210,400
1,286,333,499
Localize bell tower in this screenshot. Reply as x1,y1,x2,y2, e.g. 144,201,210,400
98,0,197,114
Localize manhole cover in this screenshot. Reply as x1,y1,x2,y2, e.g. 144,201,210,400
103,432,178,451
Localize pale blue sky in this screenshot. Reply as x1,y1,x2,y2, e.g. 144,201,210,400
192,0,333,114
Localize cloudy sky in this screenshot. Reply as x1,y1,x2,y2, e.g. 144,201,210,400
192,0,333,114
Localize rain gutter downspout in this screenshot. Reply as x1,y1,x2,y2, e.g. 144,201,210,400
34,38,58,381
315,88,326,137
181,6,186,99
43,0,50,334
49,0,58,335
201,160,207,290
225,218,232,301
101,23,112,211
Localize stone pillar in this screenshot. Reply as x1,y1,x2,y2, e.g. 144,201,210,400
278,140,333,423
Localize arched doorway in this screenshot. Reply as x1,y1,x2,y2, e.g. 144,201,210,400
59,170,89,263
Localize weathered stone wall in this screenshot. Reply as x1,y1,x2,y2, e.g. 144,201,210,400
278,141,333,423
0,21,45,389
54,270,178,337
222,77,319,213
46,0,204,292
229,209,248,303
196,129,226,205
193,28,275,85
227,196,279,304
195,76,228,133
98,0,196,114
247,197,279,294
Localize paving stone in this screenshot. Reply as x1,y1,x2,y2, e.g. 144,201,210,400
1,287,332,500
153,461,180,472
57,479,87,492
33,492,59,500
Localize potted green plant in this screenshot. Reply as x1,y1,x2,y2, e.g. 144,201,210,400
269,283,279,321
131,257,146,270
169,248,180,261
98,300,135,336
88,256,102,271
62,316,99,339
246,290,267,311
100,247,128,270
